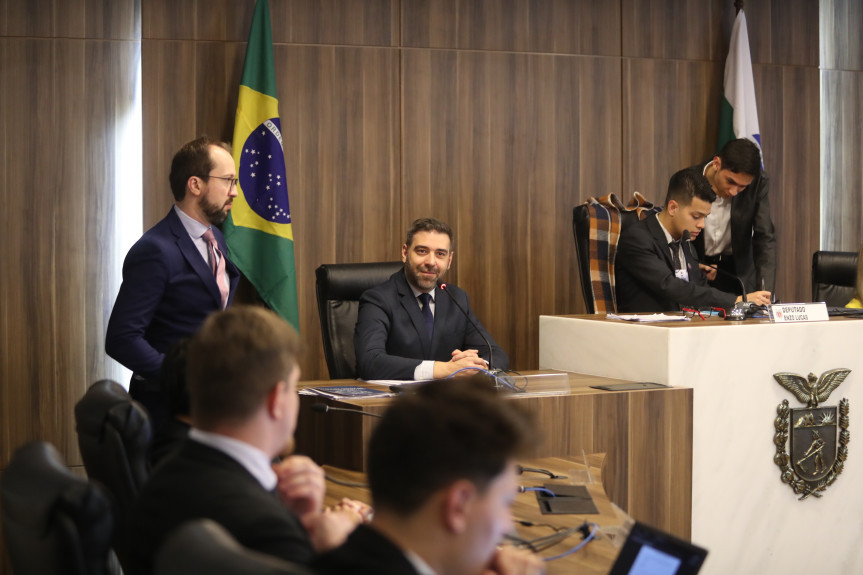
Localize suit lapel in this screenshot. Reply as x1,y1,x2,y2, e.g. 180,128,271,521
646,215,675,271
395,271,431,357
430,284,448,354
167,209,223,308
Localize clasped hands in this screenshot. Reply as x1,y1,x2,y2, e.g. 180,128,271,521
433,348,488,378
272,455,372,552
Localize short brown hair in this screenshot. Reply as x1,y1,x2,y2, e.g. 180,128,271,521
404,218,453,248
367,377,536,515
187,306,300,429
169,137,232,201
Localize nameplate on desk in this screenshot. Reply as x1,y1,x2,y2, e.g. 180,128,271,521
768,303,829,323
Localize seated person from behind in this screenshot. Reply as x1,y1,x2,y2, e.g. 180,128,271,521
354,217,508,380
129,306,367,575
847,246,863,308
149,338,191,467
615,167,771,313
314,377,545,575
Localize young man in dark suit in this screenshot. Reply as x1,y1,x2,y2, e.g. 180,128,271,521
106,137,241,423
354,218,508,380
689,137,776,294
128,306,365,575
615,167,772,313
314,377,545,575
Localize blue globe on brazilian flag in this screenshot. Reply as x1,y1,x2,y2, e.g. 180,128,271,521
223,0,299,329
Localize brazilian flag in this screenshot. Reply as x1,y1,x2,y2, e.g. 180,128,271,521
223,0,299,329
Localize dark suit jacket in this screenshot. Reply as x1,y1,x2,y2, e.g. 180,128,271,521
615,213,737,313
313,524,419,575
354,269,508,380
689,162,776,293
127,439,312,575
105,208,240,380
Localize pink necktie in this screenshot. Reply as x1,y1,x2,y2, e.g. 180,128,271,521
202,229,229,309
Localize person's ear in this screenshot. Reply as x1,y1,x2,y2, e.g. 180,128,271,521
401,244,409,263
441,479,476,534
266,381,288,419
667,199,680,216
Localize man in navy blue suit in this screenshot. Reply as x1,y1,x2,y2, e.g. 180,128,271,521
106,137,241,420
354,218,508,380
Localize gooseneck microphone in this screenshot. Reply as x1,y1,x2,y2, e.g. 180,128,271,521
439,283,501,374
310,403,383,419
681,230,754,320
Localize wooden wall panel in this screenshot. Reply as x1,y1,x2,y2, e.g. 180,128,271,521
271,0,399,46
402,50,620,371
141,41,197,228
622,58,723,204
821,0,863,71
821,70,863,251
745,0,819,67
278,45,400,378
622,0,726,60
402,0,621,56
754,65,820,302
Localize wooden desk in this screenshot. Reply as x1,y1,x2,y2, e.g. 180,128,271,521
323,455,624,575
296,371,693,539
539,314,863,574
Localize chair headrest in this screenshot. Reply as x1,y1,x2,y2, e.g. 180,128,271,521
315,262,403,301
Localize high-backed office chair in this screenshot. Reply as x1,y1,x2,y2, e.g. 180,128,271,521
74,379,152,569
1,441,114,575
572,193,660,314
315,261,403,379
812,250,858,306
155,519,313,575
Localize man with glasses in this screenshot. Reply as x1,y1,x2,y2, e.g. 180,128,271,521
106,137,241,425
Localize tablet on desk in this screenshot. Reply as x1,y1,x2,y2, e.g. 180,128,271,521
590,382,670,391
610,521,707,575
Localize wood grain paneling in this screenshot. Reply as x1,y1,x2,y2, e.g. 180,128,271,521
271,0,399,46
745,0,819,67
141,40,197,228
622,0,726,60
142,0,197,40
821,70,863,252
821,0,863,71
754,64,820,302
622,58,723,204
84,0,142,40
4,0,54,37
402,50,620,371
277,45,400,378
402,0,621,56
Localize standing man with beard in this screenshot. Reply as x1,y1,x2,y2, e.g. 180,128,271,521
354,218,508,380
106,137,241,423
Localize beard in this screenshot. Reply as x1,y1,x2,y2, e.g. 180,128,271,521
201,191,231,225
404,261,442,291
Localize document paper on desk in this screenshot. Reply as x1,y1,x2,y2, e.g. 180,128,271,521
606,313,691,323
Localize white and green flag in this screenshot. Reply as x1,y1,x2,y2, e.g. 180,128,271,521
717,9,762,156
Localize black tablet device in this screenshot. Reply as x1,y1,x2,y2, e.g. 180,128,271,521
609,521,708,575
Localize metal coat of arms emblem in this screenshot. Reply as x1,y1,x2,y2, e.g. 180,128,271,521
773,369,850,500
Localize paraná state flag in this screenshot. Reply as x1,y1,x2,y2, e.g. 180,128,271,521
717,9,762,156
223,0,299,329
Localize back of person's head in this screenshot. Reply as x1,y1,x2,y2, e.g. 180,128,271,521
717,138,762,177
665,167,716,207
367,377,536,516
187,306,300,430
169,136,232,202
404,218,453,247
160,338,190,418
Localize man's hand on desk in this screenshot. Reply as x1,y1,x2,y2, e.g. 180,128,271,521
433,349,488,378
737,291,771,306
273,455,326,522
305,505,363,552
484,546,546,575
698,264,717,281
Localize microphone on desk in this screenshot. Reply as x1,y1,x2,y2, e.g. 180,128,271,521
439,283,502,375
310,403,383,419
681,230,755,320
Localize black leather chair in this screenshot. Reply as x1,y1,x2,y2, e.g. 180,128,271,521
315,261,403,379
812,250,858,306
1,441,114,575
572,204,650,314
74,379,152,569
154,519,313,575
